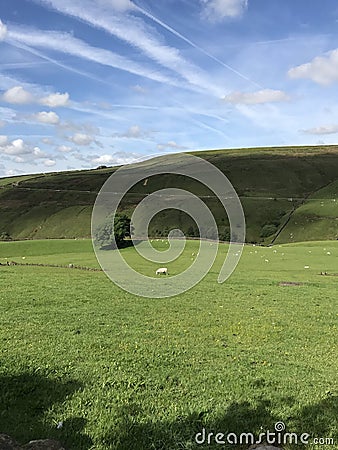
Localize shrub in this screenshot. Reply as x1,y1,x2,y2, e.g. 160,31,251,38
260,224,278,238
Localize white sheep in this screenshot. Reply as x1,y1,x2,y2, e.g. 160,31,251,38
156,267,168,275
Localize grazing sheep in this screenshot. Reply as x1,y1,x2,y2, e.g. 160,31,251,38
156,267,168,275
69,263,74,268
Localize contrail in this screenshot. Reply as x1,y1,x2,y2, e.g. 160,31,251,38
6,37,112,86
133,2,262,89
170,100,231,140
1,61,51,69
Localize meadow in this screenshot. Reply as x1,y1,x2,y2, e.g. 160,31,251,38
0,239,337,449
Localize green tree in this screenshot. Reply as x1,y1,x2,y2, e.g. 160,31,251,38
187,226,198,237
0,232,12,241
94,213,131,249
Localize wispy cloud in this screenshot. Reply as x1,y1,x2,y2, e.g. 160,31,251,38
223,89,290,104
134,2,261,88
301,124,338,135
7,25,182,88
33,0,224,96
200,0,248,21
7,38,112,85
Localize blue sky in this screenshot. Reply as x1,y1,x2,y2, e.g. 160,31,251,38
1,0,338,175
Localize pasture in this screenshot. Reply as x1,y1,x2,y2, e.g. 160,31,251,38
0,239,337,449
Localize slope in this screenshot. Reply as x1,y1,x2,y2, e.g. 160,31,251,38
0,145,337,244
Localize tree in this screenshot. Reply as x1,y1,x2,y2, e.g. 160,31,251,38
0,231,12,241
94,213,131,249
187,226,198,237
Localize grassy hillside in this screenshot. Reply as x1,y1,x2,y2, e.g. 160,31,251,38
276,180,338,243
0,145,337,243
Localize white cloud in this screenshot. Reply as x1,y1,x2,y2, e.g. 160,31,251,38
114,125,150,139
1,79,71,112
34,111,60,124
288,49,338,85
6,169,17,176
132,84,147,94
33,146,48,158
92,151,141,165
44,159,56,167
0,120,5,128
3,86,34,104
92,154,115,164
0,138,28,155
42,137,53,145
157,141,188,151
40,92,69,107
97,0,134,11
302,124,338,135
58,120,99,134
6,169,24,177
0,19,7,40
126,125,142,138
0,138,54,163
70,133,94,146
58,145,72,152
223,89,290,104
201,0,248,21
0,135,8,146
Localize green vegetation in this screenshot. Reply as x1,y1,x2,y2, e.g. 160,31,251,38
94,213,132,248
276,180,338,243
0,239,337,449
0,145,337,244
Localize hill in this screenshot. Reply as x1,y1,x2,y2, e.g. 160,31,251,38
0,145,337,244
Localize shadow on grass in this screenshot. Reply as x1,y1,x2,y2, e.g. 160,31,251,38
99,239,143,251
0,372,92,449
99,396,338,450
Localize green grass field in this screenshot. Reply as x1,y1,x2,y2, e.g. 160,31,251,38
0,239,337,449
